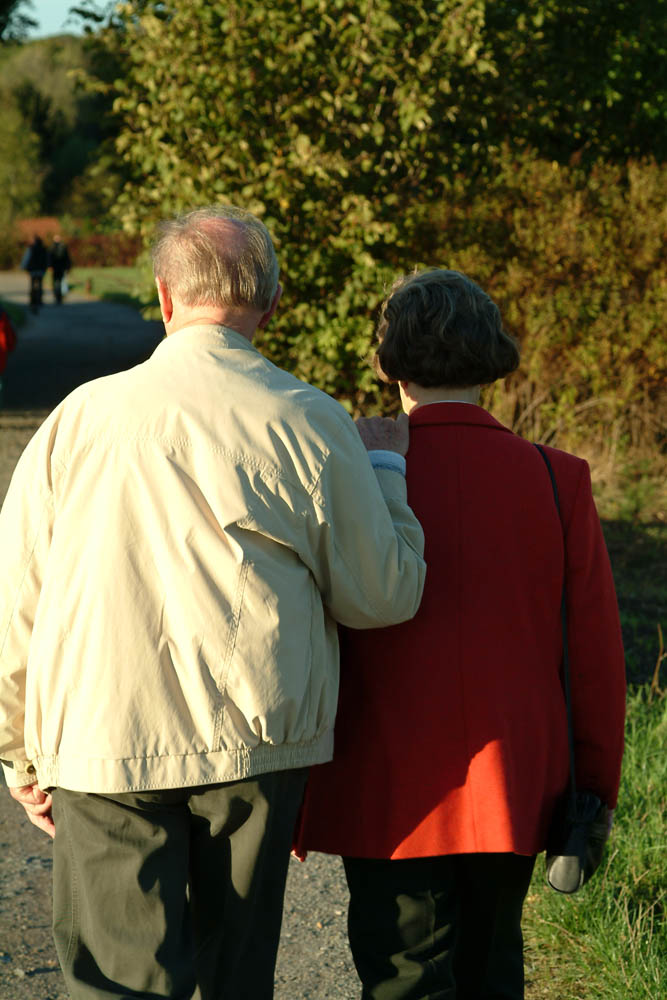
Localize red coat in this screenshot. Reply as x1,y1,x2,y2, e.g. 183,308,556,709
296,404,626,859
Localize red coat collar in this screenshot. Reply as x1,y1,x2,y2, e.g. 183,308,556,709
408,402,514,436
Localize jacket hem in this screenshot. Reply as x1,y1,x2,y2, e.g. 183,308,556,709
34,733,334,794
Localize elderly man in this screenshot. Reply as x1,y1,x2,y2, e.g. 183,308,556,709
0,206,426,999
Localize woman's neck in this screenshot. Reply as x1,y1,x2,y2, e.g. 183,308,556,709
399,382,481,414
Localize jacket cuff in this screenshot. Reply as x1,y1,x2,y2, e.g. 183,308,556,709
1,760,37,788
368,450,406,475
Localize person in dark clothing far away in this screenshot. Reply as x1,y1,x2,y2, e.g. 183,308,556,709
48,235,72,304
20,236,49,312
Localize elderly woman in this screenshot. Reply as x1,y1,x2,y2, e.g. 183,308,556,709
295,269,626,999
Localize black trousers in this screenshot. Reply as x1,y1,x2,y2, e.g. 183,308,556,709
51,768,308,999
29,272,43,310
343,852,536,1000
53,273,65,302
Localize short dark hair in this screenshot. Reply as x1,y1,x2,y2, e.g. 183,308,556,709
374,269,520,387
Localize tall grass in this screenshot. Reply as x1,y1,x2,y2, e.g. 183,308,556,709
524,683,666,998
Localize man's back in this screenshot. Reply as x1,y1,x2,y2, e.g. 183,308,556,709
2,322,425,793
50,242,70,272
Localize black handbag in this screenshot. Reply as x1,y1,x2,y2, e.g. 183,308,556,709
535,445,610,894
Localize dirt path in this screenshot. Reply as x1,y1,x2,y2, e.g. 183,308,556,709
0,272,357,999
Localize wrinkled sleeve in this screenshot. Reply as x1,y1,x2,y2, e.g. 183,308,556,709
0,419,56,786
563,460,626,808
302,418,426,630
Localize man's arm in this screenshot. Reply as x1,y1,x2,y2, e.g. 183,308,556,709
301,409,426,630
0,411,57,794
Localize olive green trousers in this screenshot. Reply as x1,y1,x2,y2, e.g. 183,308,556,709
51,769,308,999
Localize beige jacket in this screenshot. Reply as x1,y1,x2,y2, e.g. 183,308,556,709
0,325,425,792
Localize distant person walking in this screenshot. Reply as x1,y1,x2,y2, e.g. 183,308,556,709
20,236,48,313
48,235,72,304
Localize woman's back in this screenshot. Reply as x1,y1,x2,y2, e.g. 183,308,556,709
296,403,625,860
294,268,626,1000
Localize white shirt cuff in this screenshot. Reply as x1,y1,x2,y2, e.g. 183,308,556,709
368,450,406,475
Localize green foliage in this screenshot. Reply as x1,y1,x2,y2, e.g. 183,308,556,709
0,35,115,214
77,1,666,515
69,0,165,33
602,521,667,687
0,98,41,227
63,151,127,221
0,1,37,43
432,151,667,484
97,0,495,396
0,35,86,124
483,1,667,164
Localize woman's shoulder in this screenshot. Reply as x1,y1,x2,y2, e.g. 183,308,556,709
532,441,590,481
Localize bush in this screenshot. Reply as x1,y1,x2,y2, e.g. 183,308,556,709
350,150,665,514
442,151,666,508
0,231,22,270
64,232,143,267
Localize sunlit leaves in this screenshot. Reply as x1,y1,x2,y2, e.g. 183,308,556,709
88,0,666,458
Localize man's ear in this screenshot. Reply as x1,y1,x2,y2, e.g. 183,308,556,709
257,283,283,329
155,277,173,324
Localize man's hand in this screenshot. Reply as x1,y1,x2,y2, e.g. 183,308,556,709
355,413,410,456
9,783,55,838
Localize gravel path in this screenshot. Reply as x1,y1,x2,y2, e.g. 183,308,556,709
0,271,358,999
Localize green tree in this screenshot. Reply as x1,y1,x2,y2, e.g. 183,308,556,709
88,0,667,402
69,0,166,32
0,98,41,224
94,0,497,398
0,1,36,43
0,34,118,213
68,0,666,509
482,0,667,163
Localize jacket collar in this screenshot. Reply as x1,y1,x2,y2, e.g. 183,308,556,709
409,402,513,436
155,323,260,356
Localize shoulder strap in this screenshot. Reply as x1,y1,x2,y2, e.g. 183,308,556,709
534,444,578,810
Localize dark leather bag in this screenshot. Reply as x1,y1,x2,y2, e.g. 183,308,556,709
545,789,609,893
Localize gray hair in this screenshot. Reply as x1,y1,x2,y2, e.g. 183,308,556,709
151,205,279,312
